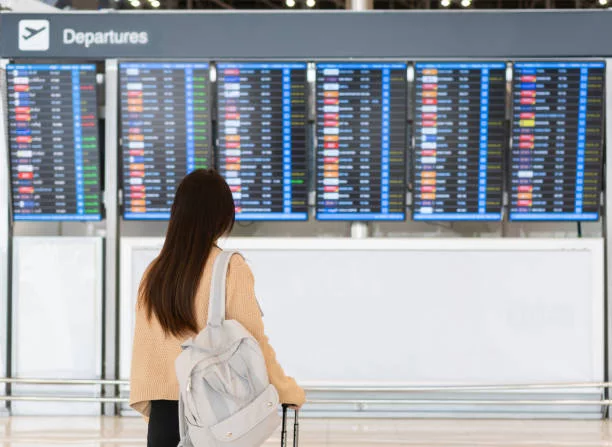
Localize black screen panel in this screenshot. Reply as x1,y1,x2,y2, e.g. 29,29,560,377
509,61,605,221
412,62,506,221
216,62,308,221
7,63,102,221
119,62,212,220
315,62,407,221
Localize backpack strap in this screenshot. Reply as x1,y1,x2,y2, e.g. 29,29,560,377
177,395,190,447
207,250,238,327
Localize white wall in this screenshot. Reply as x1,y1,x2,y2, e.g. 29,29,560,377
120,237,605,416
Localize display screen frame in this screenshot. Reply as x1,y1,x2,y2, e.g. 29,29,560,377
313,61,409,222
6,60,104,222
507,59,606,222
117,59,213,221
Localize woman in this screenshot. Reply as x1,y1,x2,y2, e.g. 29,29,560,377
130,169,305,447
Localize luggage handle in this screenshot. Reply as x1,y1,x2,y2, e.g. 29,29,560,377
281,404,299,447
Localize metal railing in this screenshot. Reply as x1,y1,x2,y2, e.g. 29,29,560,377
0,378,609,406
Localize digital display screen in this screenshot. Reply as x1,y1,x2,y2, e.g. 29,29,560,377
119,62,212,220
413,62,506,221
216,63,308,221
315,63,407,221
509,61,605,221
7,64,102,221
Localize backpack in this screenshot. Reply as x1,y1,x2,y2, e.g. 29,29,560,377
175,250,281,447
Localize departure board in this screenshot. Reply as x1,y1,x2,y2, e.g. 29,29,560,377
510,62,605,221
216,63,308,221
119,62,212,220
315,63,407,221
413,63,506,221
7,64,102,221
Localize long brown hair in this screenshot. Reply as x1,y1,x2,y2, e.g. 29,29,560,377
139,169,235,337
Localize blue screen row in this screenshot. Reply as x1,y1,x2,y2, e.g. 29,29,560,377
5,61,606,222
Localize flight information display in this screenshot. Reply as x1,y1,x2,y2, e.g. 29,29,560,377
6,64,102,221
315,63,407,221
119,62,212,220
216,63,308,221
413,62,506,221
510,61,605,221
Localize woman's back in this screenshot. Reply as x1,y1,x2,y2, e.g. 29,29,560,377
130,246,305,416
130,245,221,416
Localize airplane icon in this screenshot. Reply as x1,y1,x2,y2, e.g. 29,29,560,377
18,20,50,51
22,26,47,41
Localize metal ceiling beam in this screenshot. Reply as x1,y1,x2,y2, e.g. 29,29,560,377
195,0,233,8
258,0,281,8
208,0,233,7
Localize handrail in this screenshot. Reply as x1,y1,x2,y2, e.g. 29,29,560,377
1,378,611,390
0,378,609,406
305,382,612,392
0,396,126,403
0,396,608,405
0,378,126,385
309,399,610,406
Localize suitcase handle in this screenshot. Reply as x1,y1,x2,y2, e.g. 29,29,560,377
281,404,300,447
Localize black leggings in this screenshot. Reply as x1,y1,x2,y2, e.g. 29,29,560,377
147,400,180,447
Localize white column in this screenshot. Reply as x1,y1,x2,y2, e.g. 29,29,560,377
346,0,373,9
103,60,119,416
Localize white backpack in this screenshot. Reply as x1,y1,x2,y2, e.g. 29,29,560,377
175,251,281,447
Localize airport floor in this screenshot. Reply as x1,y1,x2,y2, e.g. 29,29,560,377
2,416,612,446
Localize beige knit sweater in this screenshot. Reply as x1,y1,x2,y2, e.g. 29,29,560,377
130,246,306,417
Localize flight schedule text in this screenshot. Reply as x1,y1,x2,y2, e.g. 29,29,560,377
413,62,506,221
119,62,212,220
510,61,605,221
216,63,308,221
7,64,102,221
315,63,407,221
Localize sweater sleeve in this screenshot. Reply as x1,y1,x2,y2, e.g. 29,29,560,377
225,254,306,406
